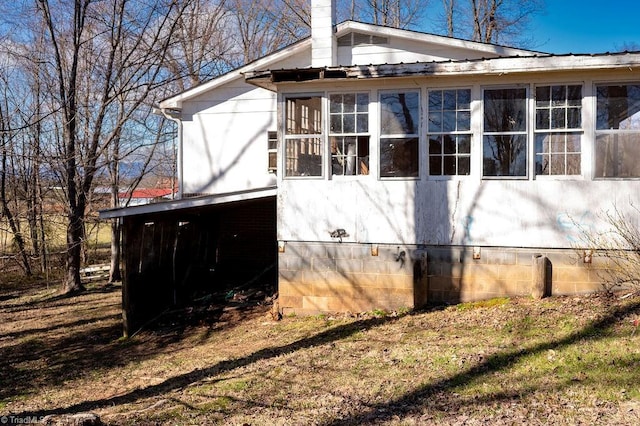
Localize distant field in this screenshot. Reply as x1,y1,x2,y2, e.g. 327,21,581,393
0,215,111,254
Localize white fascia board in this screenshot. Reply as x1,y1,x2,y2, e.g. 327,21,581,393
99,186,277,219
159,39,312,109
335,21,545,57
349,53,640,78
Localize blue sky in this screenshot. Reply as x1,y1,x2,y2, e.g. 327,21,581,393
533,0,640,53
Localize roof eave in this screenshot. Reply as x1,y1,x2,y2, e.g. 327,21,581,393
159,39,312,108
245,53,640,87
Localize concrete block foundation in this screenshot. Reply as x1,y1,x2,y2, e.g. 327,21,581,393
278,242,608,315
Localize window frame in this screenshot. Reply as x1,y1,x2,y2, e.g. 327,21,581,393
267,130,278,174
427,87,473,179
328,91,371,178
378,89,421,180
282,93,324,179
481,85,529,179
533,83,584,178
593,81,640,179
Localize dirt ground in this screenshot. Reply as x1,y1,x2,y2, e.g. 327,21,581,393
1,278,639,425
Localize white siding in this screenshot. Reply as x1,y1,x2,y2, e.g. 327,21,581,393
182,82,277,195
180,50,310,195
276,70,640,250
337,33,511,66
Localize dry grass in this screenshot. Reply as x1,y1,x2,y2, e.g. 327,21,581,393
1,279,639,425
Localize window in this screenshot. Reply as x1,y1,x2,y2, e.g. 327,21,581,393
267,131,277,174
428,89,471,176
337,32,388,46
379,91,420,178
329,93,370,176
534,85,582,176
284,96,322,177
483,87,527,177
595,83,640,178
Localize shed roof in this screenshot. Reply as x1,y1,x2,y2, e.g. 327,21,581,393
100,186,277,219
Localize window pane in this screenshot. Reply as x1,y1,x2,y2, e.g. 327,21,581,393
567,85,582,106
484,88,527,132
428,91,441,109
330,95,342,113
443,135,456,154
458,135,471,154
357,93,369,112
267,132,278,150
535,134,546,155
566,154,581,175
483,134,527,176
330,115,342,133
551,108,566,129
343,114,355,133
285,138,322,176
357,114,368,133
536,86,550,107
429,156,442,175
567,108,581,129
550,154,565,174
380,92,419,134
429,89,473,177
535,133,581,176
343,93,355,112
536,109,550,129
429,136,442,154
597,84,640,130
566,134,581,152
286,96,322,134
551,85,566,106
329,93,370,176
550,135,565,153
380,137,419,177
428,112,442,132
443,111,456,132
535,153,549,175
595,132,640,177
458,156,471,175
457,90,471,109
331,136,358,175
457,111,471,131
443,156,456,175
443,90,456,110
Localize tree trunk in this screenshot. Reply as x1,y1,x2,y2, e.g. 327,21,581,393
110,219,122,282
65,208,85,293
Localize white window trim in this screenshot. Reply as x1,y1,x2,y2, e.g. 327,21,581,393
531,82,586,180
481,85,530,180
281,92,325,180
426,86,474,180
592,80,640,180
377,88,422,181
327,90,372,180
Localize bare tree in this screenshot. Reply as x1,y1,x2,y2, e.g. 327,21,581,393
342,0,424,29
165,0,235,90
577,204,640,293
30,0,194,293
440,0,544,46
442,0,455,36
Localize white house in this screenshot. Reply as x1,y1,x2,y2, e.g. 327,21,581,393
102,0,640,332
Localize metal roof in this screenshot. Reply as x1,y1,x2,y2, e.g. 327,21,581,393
244,51,640,90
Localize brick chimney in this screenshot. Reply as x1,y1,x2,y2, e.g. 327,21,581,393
311,0,337,67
